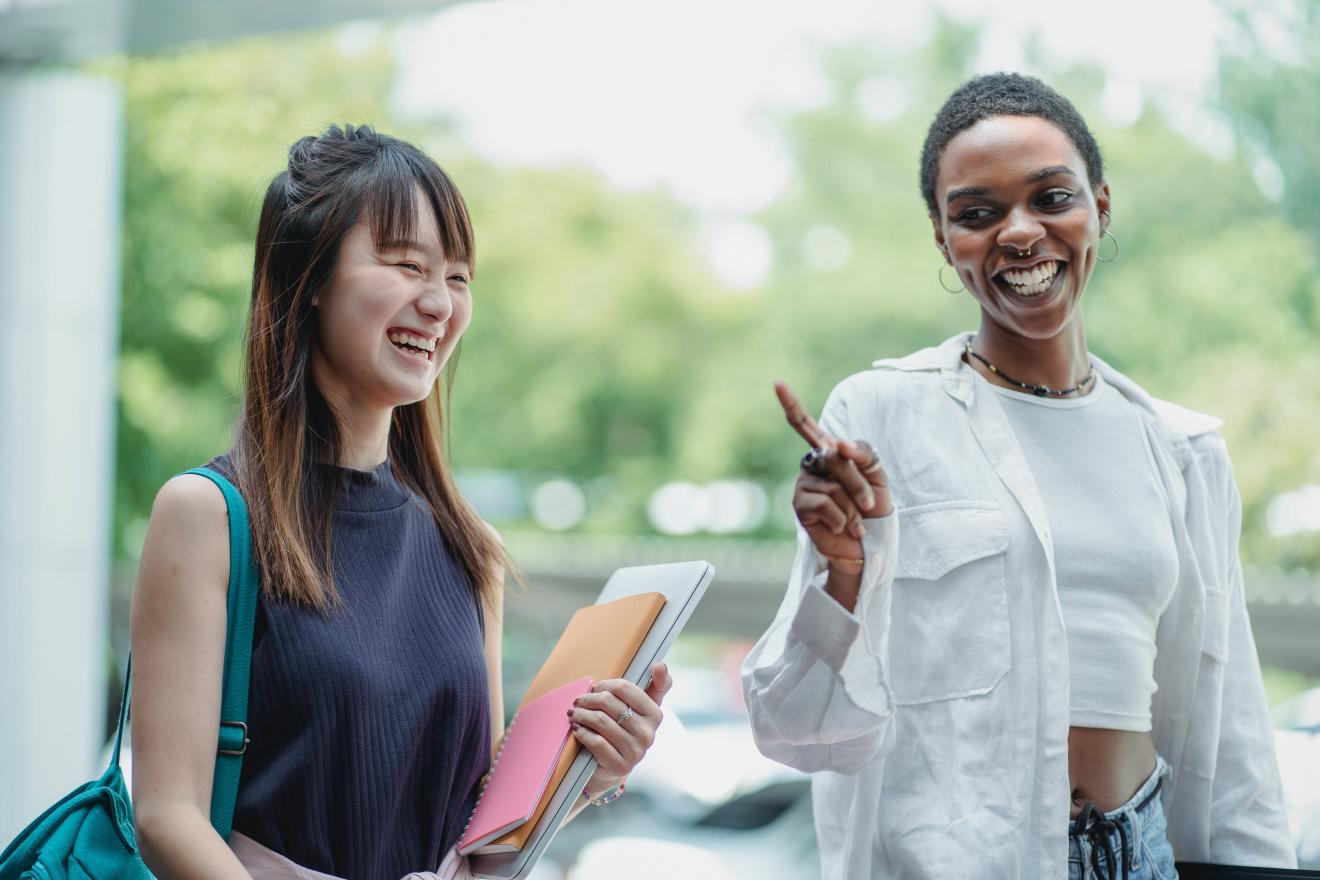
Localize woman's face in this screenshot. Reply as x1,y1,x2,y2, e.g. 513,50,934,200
310,189,472,414
931,115,1110,342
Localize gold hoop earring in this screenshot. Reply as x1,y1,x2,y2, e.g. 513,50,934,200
1097,228,1119,263
939,262,964,294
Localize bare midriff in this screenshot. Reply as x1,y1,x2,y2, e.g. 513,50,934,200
1068,726,1158,818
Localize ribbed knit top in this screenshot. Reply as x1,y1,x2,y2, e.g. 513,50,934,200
208,453,491,878
990,375,1179,732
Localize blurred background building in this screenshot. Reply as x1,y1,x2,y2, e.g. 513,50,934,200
3,0,1320,873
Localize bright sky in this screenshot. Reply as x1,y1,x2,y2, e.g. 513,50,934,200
381,0,1270,285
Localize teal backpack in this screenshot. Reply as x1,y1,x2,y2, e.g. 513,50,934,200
0,468,259,880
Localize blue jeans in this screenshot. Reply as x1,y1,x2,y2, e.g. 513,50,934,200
1068,754,1178,880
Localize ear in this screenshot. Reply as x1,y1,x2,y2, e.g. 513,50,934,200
929,211,950,263
1094,181,1112,234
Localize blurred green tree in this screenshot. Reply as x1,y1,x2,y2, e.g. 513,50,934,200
1212,0,1320,567
1219,0,1320,253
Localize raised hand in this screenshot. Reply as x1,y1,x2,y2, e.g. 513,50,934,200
775,382,893,570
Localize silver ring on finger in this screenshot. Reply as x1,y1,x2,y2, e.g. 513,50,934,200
800,446,829,477
617,706,635,725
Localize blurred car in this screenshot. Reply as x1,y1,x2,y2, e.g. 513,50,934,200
566,780,816,880
541,660,821,879
621,664,806,820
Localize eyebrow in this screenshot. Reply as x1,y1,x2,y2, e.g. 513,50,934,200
1026,165,1078,182
945,185,989,206
945,166,1080,207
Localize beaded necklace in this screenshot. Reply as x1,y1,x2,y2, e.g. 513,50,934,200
963,341,1095,398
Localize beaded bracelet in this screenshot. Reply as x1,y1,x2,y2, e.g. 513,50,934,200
582,778,627,806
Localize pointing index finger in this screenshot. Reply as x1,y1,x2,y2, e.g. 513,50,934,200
775,382,836,450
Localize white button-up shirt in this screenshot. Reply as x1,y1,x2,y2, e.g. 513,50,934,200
741,333,1297,878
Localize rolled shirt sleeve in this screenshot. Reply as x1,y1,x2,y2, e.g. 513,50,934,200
741,513,900,775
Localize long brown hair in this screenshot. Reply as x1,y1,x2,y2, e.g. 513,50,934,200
233,123,505,611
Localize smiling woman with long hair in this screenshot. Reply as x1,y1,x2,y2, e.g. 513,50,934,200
127,124,670,880
743,74,1296,878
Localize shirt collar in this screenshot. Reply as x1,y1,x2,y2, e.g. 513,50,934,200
872,331,1222,468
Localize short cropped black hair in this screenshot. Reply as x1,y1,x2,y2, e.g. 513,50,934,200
919,73,1104,215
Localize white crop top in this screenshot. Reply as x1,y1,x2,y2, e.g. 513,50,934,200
990,371,1179,732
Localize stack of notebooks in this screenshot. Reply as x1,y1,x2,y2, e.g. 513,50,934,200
457,591,667,857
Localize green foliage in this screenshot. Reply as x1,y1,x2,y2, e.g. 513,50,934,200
446,165,742,485
1219,0,1320,254
107,17,1319,571
1211,0,1320,567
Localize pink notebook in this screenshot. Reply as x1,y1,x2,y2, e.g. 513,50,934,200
456,675,594,856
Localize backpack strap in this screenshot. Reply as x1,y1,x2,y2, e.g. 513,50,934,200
179,466,260,840
109,655,133,771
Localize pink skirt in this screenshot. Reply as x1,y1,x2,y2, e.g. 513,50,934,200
229,831,473,880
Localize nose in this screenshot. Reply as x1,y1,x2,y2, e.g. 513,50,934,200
416,282,453,325
996,206,1045,256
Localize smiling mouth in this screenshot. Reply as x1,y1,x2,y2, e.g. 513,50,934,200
387,330,437,362
993,259,1064,298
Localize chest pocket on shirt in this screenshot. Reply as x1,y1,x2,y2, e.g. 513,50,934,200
889,501,1011,705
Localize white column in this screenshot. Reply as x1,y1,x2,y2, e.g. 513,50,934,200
0,69,123,840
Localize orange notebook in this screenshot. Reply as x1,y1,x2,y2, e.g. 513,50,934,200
485,591,666,852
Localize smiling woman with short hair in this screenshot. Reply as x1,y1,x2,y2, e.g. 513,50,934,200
744,73,1296,879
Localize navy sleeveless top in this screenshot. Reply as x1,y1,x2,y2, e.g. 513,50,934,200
208,454,491,879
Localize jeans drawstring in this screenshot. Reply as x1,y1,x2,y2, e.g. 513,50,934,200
1071,776,1163,880
1072,802,1132,879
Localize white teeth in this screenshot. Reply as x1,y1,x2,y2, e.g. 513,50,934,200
388,331,436,351
998,260,1059,296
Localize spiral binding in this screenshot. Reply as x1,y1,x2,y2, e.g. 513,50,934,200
458,710,520,846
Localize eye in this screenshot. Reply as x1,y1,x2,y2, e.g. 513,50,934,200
398,262,423,274
448,273,470,286
1038,189,1075,208
955,207,994,223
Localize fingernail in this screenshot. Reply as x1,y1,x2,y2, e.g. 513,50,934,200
863,492,875,509
566,709,574,717
571,723,582,732
853,522,865,538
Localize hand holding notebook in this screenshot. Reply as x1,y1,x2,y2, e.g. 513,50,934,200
469,561,713,880
456,676,594,856
485,591,667,852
